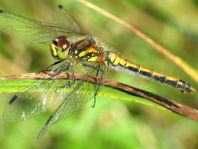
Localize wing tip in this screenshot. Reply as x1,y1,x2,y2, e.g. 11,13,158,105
9,95,18,104
0,10,3,13
37,115,53,139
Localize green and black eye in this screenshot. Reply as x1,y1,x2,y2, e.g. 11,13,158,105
52,36,70,51
59,36,70,50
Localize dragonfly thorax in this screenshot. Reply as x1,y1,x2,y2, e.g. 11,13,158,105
50,36,70,60
69,36,102,63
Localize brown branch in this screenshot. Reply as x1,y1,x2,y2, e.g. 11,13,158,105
78,0,198,82
1,72,198,122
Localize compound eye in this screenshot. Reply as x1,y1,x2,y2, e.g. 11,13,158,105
57,36,70,51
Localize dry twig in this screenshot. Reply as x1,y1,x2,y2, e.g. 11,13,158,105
1,72,198,122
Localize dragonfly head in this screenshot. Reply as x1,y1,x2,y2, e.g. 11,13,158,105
50,36,70,59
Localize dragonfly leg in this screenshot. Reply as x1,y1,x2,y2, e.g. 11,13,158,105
41,60,64,72
46,61,70,77
81,62,103,72
63,63,75,88
92,65,104,108
77,62,104,108
70,63,75,84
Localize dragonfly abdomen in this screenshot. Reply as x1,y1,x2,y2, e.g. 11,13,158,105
105,51,195,93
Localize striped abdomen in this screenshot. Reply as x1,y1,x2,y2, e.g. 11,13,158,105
104,51,195,93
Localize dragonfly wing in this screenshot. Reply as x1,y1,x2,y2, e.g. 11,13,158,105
0,9,81,43
3,60,74,121
37,63,105,138
52,5,81,34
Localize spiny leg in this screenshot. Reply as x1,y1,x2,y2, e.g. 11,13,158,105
64,63,75,88
92,65,104,108
70,63,75,84
81,62,104,72
80,63,104,107
41,60,64,72
45,61,70,77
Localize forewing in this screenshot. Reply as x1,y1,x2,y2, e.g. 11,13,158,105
52,5,81,34
0,9,81,43
92,36,116,52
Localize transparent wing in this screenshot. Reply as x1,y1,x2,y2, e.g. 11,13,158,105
3,59,104,123
37,63,105,138
52,5,81,34
0,8,82,43
3,59,74,121
90,35,116,52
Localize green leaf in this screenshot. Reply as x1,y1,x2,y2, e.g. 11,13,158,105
0,78,165,110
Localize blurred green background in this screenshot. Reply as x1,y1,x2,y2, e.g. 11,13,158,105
0,0,198,148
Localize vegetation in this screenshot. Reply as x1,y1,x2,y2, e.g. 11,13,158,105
0,0,197,148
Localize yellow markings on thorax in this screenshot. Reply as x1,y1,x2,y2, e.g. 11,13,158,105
177,80,184,86
88,56,98,62
79,50,87,57
79,46,97,57
74,50,78,54
88,47,98,53
77,46,100,62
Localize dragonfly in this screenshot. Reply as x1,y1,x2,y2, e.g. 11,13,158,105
0,5,195,138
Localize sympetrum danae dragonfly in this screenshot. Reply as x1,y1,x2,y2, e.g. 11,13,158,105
0,5,195,138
